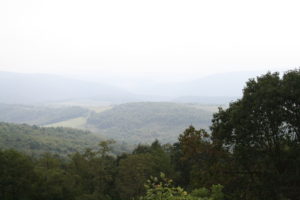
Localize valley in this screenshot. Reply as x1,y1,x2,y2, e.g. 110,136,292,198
0,102,219,144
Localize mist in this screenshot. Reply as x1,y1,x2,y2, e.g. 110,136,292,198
1,0,299,82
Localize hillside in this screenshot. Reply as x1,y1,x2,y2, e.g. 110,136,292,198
86,102,213,143
0,103,90,125
0,122,131,156
0,102,215,144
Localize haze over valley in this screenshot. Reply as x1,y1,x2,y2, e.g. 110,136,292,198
1,0,300,199
0,70,263,104
0,70,263,144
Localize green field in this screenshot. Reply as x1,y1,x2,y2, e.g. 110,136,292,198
45,117,88,129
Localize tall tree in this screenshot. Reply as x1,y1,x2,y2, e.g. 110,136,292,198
0,149,35,200
211,70,300,199
116,140,173,200
174,126,230,190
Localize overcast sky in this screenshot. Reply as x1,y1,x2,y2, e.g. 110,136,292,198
0,0,299,85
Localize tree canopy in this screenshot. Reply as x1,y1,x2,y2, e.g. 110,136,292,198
1,69,300,200
211,69,300,199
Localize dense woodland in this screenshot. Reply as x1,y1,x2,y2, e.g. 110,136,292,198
0,123,133,156
87,102,212,143
0,104,90,125
0,102,214,144
1,69,300,200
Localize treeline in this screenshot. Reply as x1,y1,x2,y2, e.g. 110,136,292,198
1,69,300,200
0,138,224,200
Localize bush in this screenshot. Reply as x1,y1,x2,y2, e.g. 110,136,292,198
140,173,224,200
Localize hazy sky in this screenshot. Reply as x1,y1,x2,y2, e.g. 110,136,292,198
0,0,299,84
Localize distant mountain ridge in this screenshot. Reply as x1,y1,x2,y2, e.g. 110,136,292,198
130,71,264,98
172,96,238,104
0,71,136,104
0,70,263,105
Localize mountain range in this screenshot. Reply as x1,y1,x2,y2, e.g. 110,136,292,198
0,71,263,105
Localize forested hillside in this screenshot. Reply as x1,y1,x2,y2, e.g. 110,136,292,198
0,103,89,125
0,102,214,144
1,70,300,200
87,102,212,143
0,122,131,156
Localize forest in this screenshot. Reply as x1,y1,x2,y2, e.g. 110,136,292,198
1,69,300,200
87,102,212,143
0,104,90,125
0,123,134,157
0,102,214,144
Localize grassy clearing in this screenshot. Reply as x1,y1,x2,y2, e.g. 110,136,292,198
88,106,113,113
45,117,87,129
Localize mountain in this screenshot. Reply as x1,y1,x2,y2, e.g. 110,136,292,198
129,71,264,103
0,71,261,105
0,103,90,125
172,71,264,97
0,71,136,104
86,102,213,143
172,96,237,104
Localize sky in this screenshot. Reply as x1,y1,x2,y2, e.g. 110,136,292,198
0,0,299,86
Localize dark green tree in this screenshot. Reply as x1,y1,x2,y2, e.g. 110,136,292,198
173,126,230,191
211,69,300,199
68,140,117,200
116,140,173,200
0,149,35,200
34,153,77,200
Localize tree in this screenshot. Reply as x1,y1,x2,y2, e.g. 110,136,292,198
211,69,300,199
116,140,173,200
173,126,210,188
0,149,35,200
68,141,117,200
34,153,77,200
173,126,230,190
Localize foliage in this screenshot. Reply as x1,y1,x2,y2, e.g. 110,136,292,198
116,140,174,200
1,69,300,200
68,142,117,200
211,69,300,199
140,173,224,200
170,126,230,192
0,149,36,200
0,122,103,157
0,141,118,200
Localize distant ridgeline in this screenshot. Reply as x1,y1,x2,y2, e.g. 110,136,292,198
1,70,300,200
